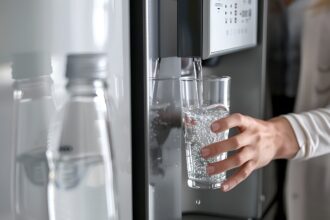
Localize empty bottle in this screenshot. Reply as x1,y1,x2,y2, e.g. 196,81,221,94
12,52,55,220
47,53,118,220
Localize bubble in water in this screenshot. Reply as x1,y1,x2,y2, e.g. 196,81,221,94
183,104,229,184
195,200,201,205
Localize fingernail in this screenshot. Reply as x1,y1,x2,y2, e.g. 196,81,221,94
211,123,220,132
207,166,215,175
201,148,210,157
221,184,229,192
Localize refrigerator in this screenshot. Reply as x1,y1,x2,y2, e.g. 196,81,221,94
0,0,277,220
131,0,277,219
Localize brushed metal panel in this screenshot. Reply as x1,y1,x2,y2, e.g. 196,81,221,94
181,0,273,218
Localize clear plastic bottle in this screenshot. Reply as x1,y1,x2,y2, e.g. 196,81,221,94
12,52,55,220
47,53,118,220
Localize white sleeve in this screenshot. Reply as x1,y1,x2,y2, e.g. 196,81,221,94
284,105,330,160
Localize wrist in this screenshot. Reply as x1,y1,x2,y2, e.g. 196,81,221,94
269,116,300,159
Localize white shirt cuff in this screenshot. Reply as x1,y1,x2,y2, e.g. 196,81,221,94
283,114,307,160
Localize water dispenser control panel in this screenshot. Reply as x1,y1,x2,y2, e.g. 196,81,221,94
203,0,258,58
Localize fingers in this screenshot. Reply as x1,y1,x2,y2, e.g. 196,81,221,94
202,113,259,191
201,131,253,159
206,147,254,175
211,113,249,133
220,160,255,192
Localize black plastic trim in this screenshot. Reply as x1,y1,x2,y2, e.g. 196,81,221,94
178,0,203,57
130,0,148,219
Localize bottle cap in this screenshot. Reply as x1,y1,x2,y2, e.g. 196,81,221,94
11,52,52,80
66,53,108,80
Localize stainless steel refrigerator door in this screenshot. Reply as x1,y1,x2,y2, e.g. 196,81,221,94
0,65,14,220
132,0,276,219
181,0,277,219
107,1,133,220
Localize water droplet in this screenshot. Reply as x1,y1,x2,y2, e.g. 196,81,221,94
195,200,201,205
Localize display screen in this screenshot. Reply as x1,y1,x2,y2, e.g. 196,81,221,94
203,0,258,59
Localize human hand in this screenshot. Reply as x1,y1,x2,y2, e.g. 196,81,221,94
200,113,299,192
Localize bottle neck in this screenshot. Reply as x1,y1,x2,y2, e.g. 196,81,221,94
66,78,108,97
13,75,54,100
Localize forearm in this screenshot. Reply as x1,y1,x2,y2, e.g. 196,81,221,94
269,117,300,159
203,107,330,191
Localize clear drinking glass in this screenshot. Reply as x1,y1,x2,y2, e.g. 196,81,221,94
180,76,230,189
